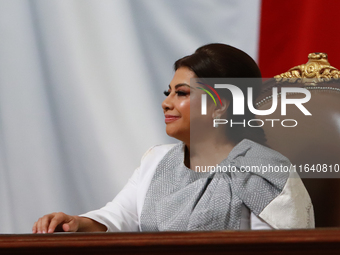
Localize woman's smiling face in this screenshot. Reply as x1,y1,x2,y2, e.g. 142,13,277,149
162,67,212,144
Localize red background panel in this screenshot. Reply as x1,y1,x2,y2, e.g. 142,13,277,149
259,0,340,78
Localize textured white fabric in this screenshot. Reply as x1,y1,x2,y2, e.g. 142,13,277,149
80,144,273,231
259,170,315,229
139,140,289,231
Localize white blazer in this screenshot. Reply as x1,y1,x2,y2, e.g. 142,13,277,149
80,144,313,231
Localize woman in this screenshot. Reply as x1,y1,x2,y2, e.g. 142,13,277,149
32,43,314,233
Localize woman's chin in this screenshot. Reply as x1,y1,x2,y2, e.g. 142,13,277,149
165,129,179,139
165,127,188,142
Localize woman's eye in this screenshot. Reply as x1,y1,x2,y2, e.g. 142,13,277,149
163,90,189,97
176,91,189,96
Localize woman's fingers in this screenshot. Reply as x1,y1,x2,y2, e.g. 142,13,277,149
34,213,55,233
32,221,37,233
41,213,55,233
32,212,77,234
37,215,43,233
62,216,79,232
48,212,68,233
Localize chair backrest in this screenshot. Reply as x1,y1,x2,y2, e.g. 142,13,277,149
255,53,340,227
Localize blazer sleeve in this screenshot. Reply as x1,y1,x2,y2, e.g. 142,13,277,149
78,144,175,232
79,166,140,232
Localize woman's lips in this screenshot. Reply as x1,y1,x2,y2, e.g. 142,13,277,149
165,115,180,123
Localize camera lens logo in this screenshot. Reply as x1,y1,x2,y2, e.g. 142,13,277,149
196,82,222,115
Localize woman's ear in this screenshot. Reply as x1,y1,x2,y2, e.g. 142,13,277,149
212,98,229,118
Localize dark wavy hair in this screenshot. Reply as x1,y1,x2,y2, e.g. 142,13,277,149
174,43,266,145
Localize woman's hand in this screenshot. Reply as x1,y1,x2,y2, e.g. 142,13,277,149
32,212,80,233
32,212,108,233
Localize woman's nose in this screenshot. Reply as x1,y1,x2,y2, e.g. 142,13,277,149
162,94,174,112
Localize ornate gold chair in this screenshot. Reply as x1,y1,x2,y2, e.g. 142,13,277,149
256,53,340,227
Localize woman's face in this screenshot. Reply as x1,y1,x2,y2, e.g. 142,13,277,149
162,67,213,143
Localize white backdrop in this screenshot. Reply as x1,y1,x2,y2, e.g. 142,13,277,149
0,0,261,233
